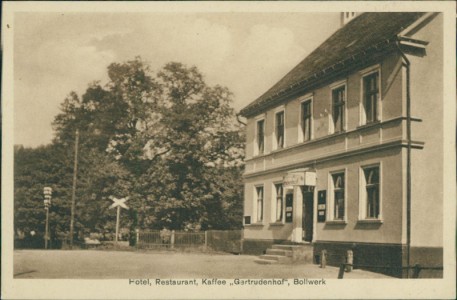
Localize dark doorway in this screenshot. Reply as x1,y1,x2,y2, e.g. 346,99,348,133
302,188,314,242
285,193,293,223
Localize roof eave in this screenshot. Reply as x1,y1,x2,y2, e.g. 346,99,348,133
239,39,398,118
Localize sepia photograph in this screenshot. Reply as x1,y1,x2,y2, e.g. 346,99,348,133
1,1,456,299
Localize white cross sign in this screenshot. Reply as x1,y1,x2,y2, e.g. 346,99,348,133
109,197,129,210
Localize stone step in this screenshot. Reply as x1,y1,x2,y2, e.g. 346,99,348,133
266,249,293,257
260,254,282,261
272,244,313,252
258,254,292,263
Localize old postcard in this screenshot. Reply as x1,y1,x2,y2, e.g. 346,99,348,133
1,1,455,299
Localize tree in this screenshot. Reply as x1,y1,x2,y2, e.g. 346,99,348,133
14,144,73,246
138,62,245,230
16,58,245,247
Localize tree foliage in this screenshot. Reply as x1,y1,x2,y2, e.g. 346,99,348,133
15,57,245,246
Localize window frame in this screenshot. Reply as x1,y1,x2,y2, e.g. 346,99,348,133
359,65,382,126
359,163,383,221
329,81,347,134
254,117,265,156
272,183,284,222
275,110,285,149
328,169,347,222
254,185,264,223
299,96,313,142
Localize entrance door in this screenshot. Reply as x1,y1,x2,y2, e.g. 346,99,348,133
302,189,314,242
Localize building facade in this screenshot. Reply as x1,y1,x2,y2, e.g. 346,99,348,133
239,12,443,277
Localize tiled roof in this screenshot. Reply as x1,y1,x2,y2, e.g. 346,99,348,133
240,12,426,117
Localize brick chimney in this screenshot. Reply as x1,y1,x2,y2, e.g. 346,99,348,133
341,12,358,26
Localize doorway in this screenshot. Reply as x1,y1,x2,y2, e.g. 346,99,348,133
302,188,314,242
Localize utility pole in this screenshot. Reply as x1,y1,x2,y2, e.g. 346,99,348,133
69,129,79,249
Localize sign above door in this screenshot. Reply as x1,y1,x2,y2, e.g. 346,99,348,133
283,171,316,188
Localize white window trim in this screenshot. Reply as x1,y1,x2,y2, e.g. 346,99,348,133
329,81,348,134
254,114,265,156
298,96,314,143
358,163,383,221
359,65,382,126
273,105,286,150
328,169,347,222
271,182,284,223
253,185,264,223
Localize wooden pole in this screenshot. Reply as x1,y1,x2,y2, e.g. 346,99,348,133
346,250,353,272
136,229,140,248
320,250,327,268
70,129,79,249
115,205,120,243
204,231,208,249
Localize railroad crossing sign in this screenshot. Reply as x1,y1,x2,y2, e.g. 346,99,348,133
109,196,129,242
109,197,129,210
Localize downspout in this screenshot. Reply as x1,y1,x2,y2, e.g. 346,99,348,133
236,113,247,126
396,41,412,278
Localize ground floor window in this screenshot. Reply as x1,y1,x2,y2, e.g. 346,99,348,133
275,184,283,222
363,166,380,219
331,172,345,220
256,186,264,222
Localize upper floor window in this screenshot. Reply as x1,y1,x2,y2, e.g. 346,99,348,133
275,111,285,149
363,71,380,124
301,100,312,142
331,172,345,220
256,186,264,222
331,85,346,133
256,119,265,155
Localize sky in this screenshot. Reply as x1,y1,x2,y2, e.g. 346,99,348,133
13,12,340,148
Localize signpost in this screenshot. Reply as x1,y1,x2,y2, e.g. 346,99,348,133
43,187,52,249
109,197,129,242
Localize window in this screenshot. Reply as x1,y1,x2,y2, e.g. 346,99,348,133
275,184,283,222
301,100,312,142
256,119,264,155
332,86,345,133
363,72,379,123
256,186,264,222
363,166,380,219
331,172,345,220
275,111,285,149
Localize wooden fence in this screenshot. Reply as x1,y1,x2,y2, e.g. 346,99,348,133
136,230,242,253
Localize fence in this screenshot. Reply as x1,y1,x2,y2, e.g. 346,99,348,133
136,230,242,253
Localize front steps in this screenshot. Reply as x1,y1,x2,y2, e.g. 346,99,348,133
254,244,314,265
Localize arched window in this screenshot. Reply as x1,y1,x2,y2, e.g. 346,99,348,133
332,172,345,220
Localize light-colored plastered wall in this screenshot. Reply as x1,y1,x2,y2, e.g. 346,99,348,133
244,147,404,244
314,148,403,244
244,54,404,160
407,14,443,248
243,35,409,245
243,172,294,240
